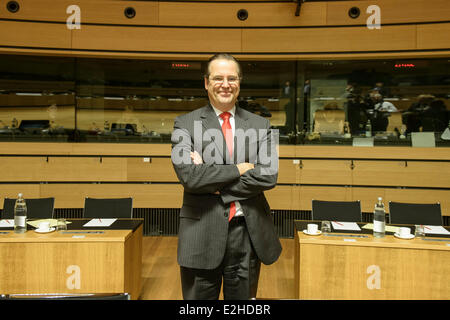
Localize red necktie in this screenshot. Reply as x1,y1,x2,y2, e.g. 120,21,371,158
219,112,236,221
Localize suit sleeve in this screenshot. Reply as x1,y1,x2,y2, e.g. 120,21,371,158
171,116,241,194
220,120,279,204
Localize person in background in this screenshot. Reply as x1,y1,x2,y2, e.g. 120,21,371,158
368,90,398,133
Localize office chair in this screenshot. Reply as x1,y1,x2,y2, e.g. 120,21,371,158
1,197,55,219
311,199,362,222
389,202,442,225
313,110,345,134
83,197,133,219
386,112,403,133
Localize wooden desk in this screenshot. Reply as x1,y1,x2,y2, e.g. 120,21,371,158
0,219,143,299
294,220,450,300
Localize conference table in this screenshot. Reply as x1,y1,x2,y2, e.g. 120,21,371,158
294,220,450,300
0,219,143,300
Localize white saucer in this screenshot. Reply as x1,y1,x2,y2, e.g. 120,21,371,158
394,232,414,240
303,230,322,236
34,227,55,234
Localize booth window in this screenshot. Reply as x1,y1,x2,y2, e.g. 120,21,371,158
0,54,448,146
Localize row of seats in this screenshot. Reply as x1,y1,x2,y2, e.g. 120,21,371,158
0,197,443,226
312,199,443,225
0,197,133,219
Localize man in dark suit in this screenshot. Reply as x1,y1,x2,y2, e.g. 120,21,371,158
171,53,282,300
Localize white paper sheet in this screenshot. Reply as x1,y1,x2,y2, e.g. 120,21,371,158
0,219,14,228
423,225,450,235
83,218,117,227
331,221,361,231
362,223,400,233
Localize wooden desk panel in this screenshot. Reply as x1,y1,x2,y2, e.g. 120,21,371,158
39,183,183,208
298,186,352,210
127,157,178,182
44,157,128,182
0,225,143,299
242,25,416,53
0,21,70,49
72,25,242,53
294,222,450,300
277,159,299,184
385,188,450,217
265,185,294,211
300,160,352,185
353,160,450,188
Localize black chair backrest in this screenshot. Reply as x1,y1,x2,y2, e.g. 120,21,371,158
389,202,442,225
1,197,55,219
83,197,133,219
312,199,362,222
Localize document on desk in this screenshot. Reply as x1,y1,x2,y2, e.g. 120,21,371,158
83,218,117,227
362,223,400,233
331,221,361,231
424,225,450,235
0,219,14,227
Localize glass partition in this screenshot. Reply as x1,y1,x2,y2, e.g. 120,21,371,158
302,58,450,146
239,60,297,144
0,55,75,142
75,58,206,143
0,54,448,146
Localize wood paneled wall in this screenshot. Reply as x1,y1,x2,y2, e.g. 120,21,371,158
0,0,449,59
0,142,449,216
0,1,449,216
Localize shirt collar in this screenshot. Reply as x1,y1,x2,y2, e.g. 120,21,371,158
210,104,236,118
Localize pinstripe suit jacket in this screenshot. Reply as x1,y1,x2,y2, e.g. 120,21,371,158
171,104,282,270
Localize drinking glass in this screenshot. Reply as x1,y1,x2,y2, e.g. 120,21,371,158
321,220,331,234
414,225,425,238
56,218,67,231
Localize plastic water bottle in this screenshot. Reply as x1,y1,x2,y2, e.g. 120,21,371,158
365,119,372,137
373,197,385,238
14,193,27,234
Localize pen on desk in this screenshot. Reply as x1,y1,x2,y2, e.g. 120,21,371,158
424,226,432,230
333,221,344,226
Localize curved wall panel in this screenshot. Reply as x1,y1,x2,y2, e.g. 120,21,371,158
0,0,448,58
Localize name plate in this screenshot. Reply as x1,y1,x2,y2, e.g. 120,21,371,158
353,137,374,147
411,132,435,147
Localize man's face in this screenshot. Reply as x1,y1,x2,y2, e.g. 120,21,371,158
204,59,240,112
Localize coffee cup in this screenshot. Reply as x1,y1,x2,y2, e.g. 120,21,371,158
307,223,318,234
399,227,411,238
38,221,51,231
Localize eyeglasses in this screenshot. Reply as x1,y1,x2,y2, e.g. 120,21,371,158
209,76,240,85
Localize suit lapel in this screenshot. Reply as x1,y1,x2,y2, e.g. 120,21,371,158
200,104,225,161
234,106,249,163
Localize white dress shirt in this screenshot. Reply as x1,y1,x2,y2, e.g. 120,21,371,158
374,101,398,112
210,104,243,217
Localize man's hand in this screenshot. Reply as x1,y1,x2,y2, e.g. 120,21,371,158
236,162,254,176
190,151,203,165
